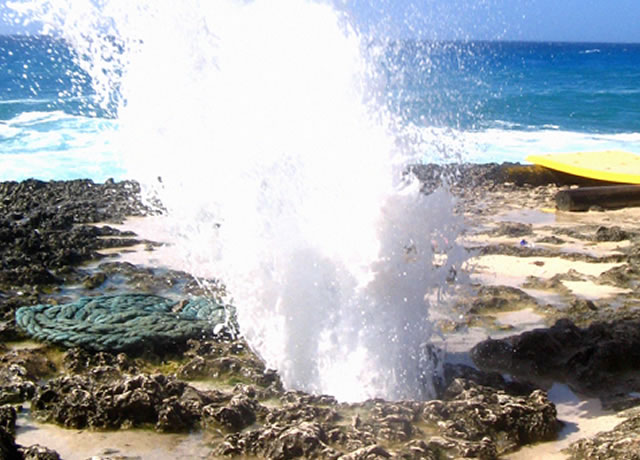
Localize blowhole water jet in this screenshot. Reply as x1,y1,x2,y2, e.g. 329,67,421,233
10,0,470,401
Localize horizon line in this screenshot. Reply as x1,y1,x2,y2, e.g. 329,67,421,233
1,32,639,46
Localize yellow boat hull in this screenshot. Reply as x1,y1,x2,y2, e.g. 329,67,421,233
526,150,640,184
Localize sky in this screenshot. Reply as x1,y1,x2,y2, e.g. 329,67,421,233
0,0,639,43
344,0,640,43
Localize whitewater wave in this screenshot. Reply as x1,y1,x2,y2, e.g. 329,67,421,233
0,109,120,181
407,125,640,164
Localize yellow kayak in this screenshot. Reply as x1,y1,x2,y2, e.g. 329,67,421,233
526,150,640,184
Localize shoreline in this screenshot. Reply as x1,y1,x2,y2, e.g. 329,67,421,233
1,165,640,458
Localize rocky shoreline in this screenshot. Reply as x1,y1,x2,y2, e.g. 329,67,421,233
1,166,639,459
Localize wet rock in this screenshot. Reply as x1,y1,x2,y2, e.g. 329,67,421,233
472,318,640,396
598,261,640,289
31,373,220,431
423,379,559,455
155,394,199,432
18,444,62,460
62,348,137,376
0,179,148,225
338,444,392,459
0,347,56,404
394,440,441,460
594,225,635,242
463,285,540,314
212,374,560,459
535,235,566,245
0,179,151,343
477,241,624,264
204,395,261,431
178,339,283,390
0,405,17,435
217,421,340,459
521,272,577,295
600,394,640,412
560,298,600,325
82,272,107,290
94,262,219,297
264,391,341,426
553,226,595,241
84,456,140,460
442,363,537,398
0,427,20,460
566,412,640,459
267,422,338,459
490,222,532,238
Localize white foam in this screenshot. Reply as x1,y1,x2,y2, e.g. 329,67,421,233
407,125,640,164
10,0,472,401
0,109,121,181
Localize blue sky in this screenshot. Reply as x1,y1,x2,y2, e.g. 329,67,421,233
0,0,639,43
343,0,640,42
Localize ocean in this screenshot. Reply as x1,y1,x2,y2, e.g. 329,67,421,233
1,33,639,182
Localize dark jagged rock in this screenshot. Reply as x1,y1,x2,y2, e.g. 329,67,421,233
339,444,393,459
409,162,597,192
441,363,537,398
0,405,17,435
62,348,137,376
0,347,57,405
463,285,540,314
216,421,340,459
490,222,533,238
0,426,20,460
0,180,152,343
213,378,558,459
18,444,62,460
535,235,566,245
178,339,283,390
566,412,640,459
476,243,624,263
92,261,221,297
0,179,148,225
204,395,262,431
598,261,640,289
429,379,559,448
471,318,640,396
594,225,635,242
31,373,224,432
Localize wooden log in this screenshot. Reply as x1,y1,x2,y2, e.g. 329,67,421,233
555,185,640,211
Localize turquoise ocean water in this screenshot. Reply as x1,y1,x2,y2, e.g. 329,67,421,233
1,35,639,182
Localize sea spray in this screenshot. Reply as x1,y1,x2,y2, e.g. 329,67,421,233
10,0,469,401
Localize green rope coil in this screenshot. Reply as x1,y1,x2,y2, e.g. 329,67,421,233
15,294,236,352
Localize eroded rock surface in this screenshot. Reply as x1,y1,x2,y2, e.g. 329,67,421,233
31,372,222,432
213,379,560,459
471,318,640,397
566,411,640,460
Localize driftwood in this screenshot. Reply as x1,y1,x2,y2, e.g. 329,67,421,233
555,185,640,211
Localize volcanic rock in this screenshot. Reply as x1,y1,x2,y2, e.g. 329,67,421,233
566,412,640,459
18,444,62,460
471,318,640,396
204,395,262,431
594,225,635,242
0,426,20,460
31,373,224,431
423,379,559,455
0,347,56,405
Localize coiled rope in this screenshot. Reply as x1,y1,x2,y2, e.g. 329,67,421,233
15,294,236,352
